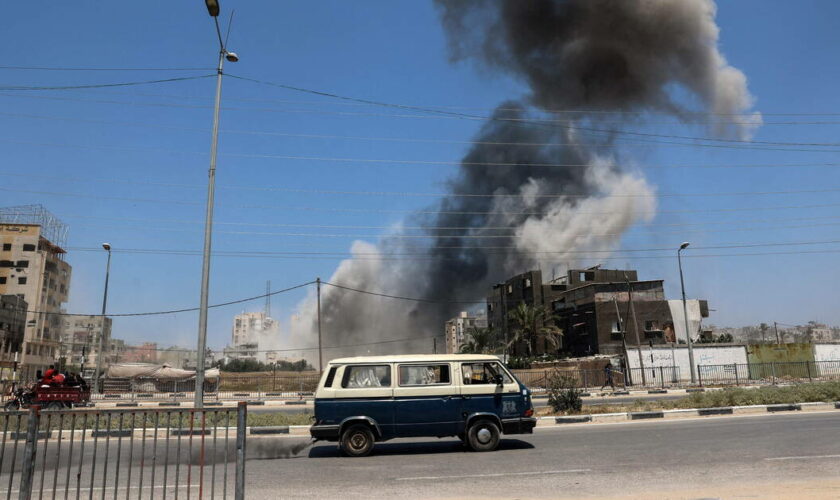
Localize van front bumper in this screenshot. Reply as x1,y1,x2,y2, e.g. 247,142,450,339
501,417,537,435
310,424,340,441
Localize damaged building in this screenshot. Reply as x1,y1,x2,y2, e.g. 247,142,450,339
488,267,709,358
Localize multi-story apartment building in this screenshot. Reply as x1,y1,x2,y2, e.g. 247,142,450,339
0,206,72,379
444,311,488,354
0,294,27,378
60,314,112,373
232,311,277,347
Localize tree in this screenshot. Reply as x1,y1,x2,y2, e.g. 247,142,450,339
508,303,563,358
459,326,499,354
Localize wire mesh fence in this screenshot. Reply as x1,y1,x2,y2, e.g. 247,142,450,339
0,405,247,499
698,360,840,386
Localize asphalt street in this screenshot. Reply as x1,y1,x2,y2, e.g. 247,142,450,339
246,411,840,499
3,412,838,498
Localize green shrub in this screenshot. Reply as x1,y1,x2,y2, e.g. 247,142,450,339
547,372,583,414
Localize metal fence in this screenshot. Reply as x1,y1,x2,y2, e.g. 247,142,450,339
0,404,247,499
698,360,840,386
80,375,321,402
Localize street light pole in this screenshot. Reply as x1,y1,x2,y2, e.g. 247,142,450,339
678,242,697,384
195,0,238,409
94,243,111,393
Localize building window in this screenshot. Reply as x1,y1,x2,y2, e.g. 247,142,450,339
645,320,659,331
22,244,35,252
0,277,5,284
16,261,29,268
0,261,12,268
1,244,10,251
524,278,532,288
18,277,27,285
506,284,513,294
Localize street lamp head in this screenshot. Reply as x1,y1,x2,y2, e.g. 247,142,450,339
679,242,690,250
225,51,239,62
205,0,220,17
102,243,111,251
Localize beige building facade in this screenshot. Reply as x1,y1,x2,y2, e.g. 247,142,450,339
0,218,72,379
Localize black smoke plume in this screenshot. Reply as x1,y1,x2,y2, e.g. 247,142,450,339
290,0,758,358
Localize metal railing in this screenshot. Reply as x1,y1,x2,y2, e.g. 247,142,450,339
512,367,680,391
78,375,321,402
698,360,840,386
0,404,247,499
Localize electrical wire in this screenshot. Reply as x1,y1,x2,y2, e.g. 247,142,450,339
3,169,840,199
35,211,840,232
227,74,840,150
5,186,837,217
18,281,314,318
0,75,215,91
0,66,214,72
8,136,840,169
3,90,839,153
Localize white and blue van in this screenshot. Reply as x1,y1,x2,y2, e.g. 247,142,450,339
309,354,536,456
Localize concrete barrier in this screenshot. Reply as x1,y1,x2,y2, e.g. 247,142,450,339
555,416,592,424
766,404,801,412
629,411,664,420
697,407,733,416
250,426,290,435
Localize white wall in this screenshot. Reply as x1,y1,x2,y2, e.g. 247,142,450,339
626,345,748,382
814,343,840,362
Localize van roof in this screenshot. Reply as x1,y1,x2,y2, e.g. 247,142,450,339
327,354,502,364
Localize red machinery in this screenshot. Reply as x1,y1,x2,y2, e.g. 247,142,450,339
4,381,91,410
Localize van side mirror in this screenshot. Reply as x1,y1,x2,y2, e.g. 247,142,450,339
493,374,504,386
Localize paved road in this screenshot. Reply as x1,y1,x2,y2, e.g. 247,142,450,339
243,393,685,414
5,412,838,498
245,411,840,499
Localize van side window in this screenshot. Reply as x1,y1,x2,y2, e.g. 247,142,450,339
324,366,338,388
398,364,450,386
341,365,391,388
462,362,513,385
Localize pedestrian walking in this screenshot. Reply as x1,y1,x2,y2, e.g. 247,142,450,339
601,361,615,391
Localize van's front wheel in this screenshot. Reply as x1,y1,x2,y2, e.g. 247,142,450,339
340,424,375,457
467,419,500,452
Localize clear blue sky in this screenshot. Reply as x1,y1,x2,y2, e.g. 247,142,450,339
1,1,839,351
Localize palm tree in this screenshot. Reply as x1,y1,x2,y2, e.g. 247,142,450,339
459,326,498,354
508,303,563,358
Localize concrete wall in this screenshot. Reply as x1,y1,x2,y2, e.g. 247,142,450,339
814,343,840,362
626,345,748,382
747,344,815,364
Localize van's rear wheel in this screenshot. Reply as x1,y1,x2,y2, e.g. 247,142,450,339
467,419,500,452
340,424,375,457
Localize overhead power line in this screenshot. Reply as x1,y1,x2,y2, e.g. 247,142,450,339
61,220,840,240
0,65,215,72
2,170,840,199
1,90,838,153
227,74,840,150
4,186,838,217
0,74,215,91
8,136,840,169
19,281,314,318
38,212,840,232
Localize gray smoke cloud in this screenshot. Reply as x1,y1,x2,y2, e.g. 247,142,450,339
289,0,759,359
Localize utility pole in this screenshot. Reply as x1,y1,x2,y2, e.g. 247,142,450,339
195,1,239,409
94,243,112,393
774,321,780,344
624,274,646,385
316,277,323,373
613,296,632,386
678,242,697,384
265,280,271,317
433,337,437,354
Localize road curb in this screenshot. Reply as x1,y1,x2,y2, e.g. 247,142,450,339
543,401,840,426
